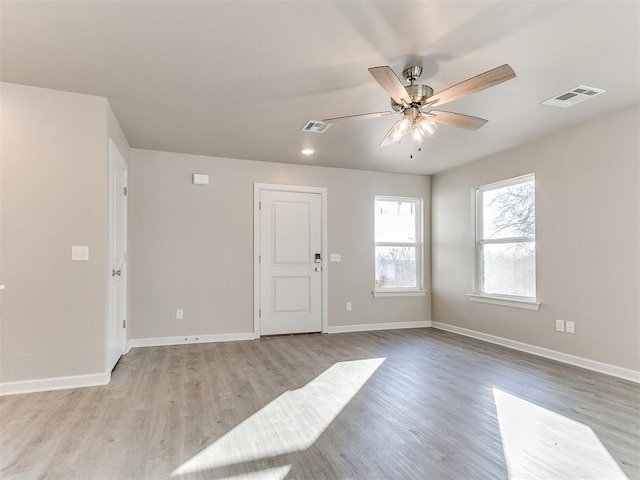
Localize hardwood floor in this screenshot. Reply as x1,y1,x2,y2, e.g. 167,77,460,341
1,328,638,479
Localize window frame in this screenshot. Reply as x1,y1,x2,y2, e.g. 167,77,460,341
470,174,539,310
373,195,426,297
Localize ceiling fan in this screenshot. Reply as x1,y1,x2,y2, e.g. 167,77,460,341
323,63,516,147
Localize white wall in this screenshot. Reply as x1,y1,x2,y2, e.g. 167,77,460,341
128,149,431,340
0,83,130,386
431,105,640,372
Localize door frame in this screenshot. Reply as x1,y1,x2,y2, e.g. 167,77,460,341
253,183,328,337
107,139,128,371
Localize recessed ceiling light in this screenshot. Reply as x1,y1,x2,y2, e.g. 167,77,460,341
301,148,315,155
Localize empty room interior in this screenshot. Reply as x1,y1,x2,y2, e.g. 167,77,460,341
1,1,639,479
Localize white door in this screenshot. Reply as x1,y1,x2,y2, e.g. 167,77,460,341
259,190,322,335
108,140,127,371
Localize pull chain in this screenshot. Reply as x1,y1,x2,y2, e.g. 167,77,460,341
409,131,422,158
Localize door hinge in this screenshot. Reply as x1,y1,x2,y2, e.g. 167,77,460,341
259,308,261,317
259,255,261,264
124,186,127,196
123,319,126,328
259,201,262,210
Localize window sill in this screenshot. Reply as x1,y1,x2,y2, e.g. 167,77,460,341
373,290,428,298
466,293,539,311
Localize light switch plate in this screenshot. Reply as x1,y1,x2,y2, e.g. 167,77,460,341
71,245,89,261
330,253,341,262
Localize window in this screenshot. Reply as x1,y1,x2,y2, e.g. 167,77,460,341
374,196,424,295
471,174,536,308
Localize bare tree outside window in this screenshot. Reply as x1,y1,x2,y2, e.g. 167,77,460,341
488,182,535,238
476,176,536,298
375,197,421,290
375,246,416,288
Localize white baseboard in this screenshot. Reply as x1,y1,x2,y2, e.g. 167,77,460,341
431,322,640,383
0,371,111,396
128,332,257,349
327,321,431,334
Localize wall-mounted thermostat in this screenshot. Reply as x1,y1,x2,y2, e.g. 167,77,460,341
192,173,210,186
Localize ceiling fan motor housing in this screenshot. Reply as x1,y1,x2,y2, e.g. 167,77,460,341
390,84,434,111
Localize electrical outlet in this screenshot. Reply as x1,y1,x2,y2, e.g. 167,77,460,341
71,245,90,261
346,302,352,312
555,319,565,332
176,309,184,320
566,321,575,334
330,253,342,262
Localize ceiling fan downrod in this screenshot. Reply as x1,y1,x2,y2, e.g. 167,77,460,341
402,66,423,84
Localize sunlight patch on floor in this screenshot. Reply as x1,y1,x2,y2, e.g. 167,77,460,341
172,358,385,477
493,388,628,479
217,465,292,480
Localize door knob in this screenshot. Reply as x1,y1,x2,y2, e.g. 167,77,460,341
315,266,322,272
112,269,122,276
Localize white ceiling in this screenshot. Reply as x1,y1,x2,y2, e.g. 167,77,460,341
1,1,638,175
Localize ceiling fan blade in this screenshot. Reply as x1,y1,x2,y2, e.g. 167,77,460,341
323,111,395,123
426,64,516,107
380,116,411,147
428,110,488,130
368,66,411,105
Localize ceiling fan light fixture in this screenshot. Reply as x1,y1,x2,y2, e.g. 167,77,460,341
411,127,423,143
390,116,412,142
406,115,438,144
415,116,438,137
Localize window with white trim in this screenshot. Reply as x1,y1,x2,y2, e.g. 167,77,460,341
474,174,536,301
374,196,423,292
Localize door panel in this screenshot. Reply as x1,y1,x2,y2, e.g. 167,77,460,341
273,202,310,264
273,276,311,313
260,190,322,335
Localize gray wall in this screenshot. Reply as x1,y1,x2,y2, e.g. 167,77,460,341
4,80,635,385
0,83,129,382
431,105,640,371
129,149,432,339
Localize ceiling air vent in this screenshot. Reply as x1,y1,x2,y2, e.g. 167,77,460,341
302,120,331,134
542,85,606,108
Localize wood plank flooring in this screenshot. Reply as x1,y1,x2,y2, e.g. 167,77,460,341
1,328,639,479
